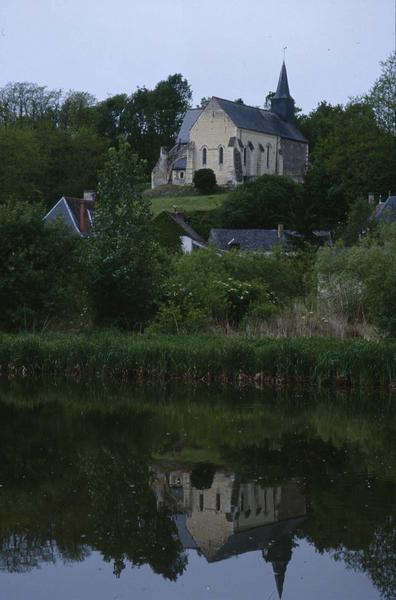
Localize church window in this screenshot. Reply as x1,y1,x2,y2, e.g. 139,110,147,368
219,146,224,165
266,144,271,169
202,147,207,166
216,493,221,511
180,171,184,179
243,147,247,166
199,493,204,511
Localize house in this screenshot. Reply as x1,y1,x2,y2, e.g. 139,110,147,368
374,194,396,222
209,226,332,252
152,61,308,189
152,210,207,253
44,191,96,236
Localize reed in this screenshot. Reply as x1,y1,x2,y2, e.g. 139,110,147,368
0,332,395,387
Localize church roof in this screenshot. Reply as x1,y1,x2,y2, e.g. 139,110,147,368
176,108,203,143
213,97,307,143
274,61,291,98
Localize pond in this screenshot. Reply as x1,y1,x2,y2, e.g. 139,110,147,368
0,380,395,600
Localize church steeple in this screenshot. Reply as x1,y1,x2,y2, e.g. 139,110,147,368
270,61,295,122
275,61,291,98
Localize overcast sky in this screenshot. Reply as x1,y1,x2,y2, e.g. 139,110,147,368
0,0,394,113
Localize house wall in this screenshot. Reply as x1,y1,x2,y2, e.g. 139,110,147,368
187,99,238,186
238,128,281,179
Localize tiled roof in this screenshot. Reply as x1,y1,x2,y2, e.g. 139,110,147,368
167,212,207,244
172,157,187,170
209,229,332,251
213,98,307,143
176,108,203,144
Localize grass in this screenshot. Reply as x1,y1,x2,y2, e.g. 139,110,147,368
149,193,226,216
1,332,396,388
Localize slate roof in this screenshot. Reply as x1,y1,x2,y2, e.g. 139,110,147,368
213,98,307,143
172,157,187,170
167,212,207,244
274,61,291,98
374,195,396,221
176,108,203,144
209,229,332,251
44,196,94,237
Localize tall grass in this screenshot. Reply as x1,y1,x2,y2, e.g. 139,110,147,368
0,332,396,387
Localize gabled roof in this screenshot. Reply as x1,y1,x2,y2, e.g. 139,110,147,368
167,212,206,244
176,108,203,144
209,229,332,251
213,98,307,143
374,195,396,221
44,196,94,237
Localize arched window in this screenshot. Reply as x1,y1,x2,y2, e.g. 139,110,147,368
243,147,247,166
202,147,207,166
219,146,224,165
266,144,271,169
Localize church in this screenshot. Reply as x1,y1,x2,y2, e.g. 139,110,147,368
151,62,308,189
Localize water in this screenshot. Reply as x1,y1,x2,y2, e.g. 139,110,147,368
0,380,395,600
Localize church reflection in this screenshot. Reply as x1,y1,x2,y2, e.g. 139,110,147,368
152,468,306,598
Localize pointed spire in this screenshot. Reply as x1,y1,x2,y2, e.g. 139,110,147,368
272,560,288,599
275,61,291,98
270,61,295,122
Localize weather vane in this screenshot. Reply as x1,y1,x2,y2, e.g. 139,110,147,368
283,46,287,60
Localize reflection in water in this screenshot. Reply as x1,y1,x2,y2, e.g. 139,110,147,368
152,469,306,597
0,381,395,599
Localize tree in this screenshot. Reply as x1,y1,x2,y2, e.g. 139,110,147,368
121,74,192,170
58,90,97,131
0,201,84,331
87,141,162,329
365,51,396,136
193,168,217,194
219,174,304,229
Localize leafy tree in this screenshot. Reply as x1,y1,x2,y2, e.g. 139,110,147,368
219,174,303,229
193,168,217,194
0,82,62,126
365,51,396,135
58,90,97,131
0,200,84,331
87,141,162,329
121,74,192,170
94,93,128,141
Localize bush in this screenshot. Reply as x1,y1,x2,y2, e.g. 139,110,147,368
0,200,84,331
193,169,217,194
315,225,396,336
154,246,306,331
219,174,303,229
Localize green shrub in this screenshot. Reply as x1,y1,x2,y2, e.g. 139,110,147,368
193,169,217,194
219,174,303,229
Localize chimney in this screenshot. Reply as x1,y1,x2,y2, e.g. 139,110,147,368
79,200,87,235
278,224,284,238
368,192,375,206
83,190,96,203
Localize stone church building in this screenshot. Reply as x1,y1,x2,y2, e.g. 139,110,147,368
152,62,308,188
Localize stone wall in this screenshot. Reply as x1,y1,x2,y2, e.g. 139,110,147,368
280,138,308,182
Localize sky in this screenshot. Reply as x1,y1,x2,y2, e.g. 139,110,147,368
0,0,394,114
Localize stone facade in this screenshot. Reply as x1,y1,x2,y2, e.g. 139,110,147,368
152,62,308,188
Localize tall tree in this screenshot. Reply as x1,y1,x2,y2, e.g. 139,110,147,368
365,51,396,136
87,141,162,329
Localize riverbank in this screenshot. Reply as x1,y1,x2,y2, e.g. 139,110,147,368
0,333,396,388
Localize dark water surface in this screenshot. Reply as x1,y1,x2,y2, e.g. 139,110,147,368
0,381,395,600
